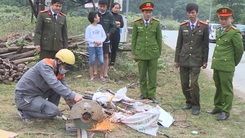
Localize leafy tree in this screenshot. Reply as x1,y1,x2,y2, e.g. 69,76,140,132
0,0,29,7
172,0,196,22
196,0,212,21
121,0,178,22
212,0,245,23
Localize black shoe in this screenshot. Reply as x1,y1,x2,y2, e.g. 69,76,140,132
148,98,158,104
206,109,221,114
217,112,229,121
182,105,192,110
192,109,200,115
137,95,146,100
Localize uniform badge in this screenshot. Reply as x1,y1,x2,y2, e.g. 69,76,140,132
46,18,51,20
183,30,189,33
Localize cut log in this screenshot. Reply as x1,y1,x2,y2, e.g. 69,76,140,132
7,50,35,60
0,42,6,48
73,51,89,57
12,57,35,65
0,129,18,137
0,47,19,54
68,34,84,39
68,41,86,49
0,45,35,54
0,51,17,58
17,63,26,68
0,69,4,74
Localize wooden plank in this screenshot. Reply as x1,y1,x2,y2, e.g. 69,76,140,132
0,129,18,138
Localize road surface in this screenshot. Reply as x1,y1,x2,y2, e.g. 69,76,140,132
162,30,245,99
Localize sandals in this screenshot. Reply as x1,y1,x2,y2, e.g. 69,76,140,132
100,77,106,82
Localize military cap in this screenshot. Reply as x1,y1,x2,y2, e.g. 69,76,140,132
51,0,64,4
98,0,108,5
216,7,233,17
139,1,154,11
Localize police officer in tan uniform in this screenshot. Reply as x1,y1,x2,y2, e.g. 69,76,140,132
207,8,243,121
131,1,162,104
174,3,209,115
34,0,68,60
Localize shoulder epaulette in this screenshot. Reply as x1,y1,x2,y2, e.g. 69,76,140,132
200,20,208,25
40,10,48,13
59,12,66,16
134,18,141,22
180,21,188,26
152,17,160,22
232,26,238,30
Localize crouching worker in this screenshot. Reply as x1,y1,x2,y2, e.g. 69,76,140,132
14,49,83,122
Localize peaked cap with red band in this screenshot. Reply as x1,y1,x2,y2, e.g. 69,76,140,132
139,1,154,11
216,7,233,17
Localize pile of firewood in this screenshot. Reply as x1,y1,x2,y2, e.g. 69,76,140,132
0,33,90,84
0,58,29,84
0,45,37,84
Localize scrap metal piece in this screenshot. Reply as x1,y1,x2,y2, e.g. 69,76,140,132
70,100,104,129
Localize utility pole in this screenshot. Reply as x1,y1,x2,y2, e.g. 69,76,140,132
126,0,129,17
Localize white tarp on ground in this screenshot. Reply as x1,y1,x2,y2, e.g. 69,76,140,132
111,107,160,136
110,104,174,136
112,87,133,102
156,105,174,128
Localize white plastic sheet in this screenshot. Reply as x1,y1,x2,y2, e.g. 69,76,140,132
156,105,174,128
112,87,133,102
111,107,160,136
92,87,133,106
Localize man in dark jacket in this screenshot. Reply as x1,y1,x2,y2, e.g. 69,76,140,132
94,0,116,79
174,3,209,115
34,0,68,60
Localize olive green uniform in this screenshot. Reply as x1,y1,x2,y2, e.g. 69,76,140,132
131,18,162,98
174,21,209,109
211,24,243,116
34,10,68,60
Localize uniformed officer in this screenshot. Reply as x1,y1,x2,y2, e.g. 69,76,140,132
207,7,243,121
174,3,209,115
34,0,68,60
131,1,162,104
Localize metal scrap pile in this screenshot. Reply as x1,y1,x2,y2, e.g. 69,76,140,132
82,87,146,116
69,87,174,137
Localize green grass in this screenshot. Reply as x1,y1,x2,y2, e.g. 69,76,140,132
1,44,245,138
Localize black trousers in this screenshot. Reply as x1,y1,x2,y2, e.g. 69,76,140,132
179,66,201,109
110,31,120,66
